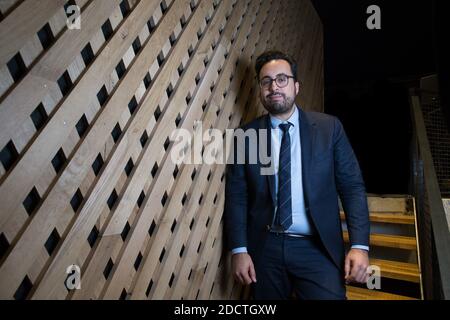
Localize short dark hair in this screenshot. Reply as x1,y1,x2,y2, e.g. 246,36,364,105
255,50,298,81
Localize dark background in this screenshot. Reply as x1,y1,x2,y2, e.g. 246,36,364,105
310,0,447,194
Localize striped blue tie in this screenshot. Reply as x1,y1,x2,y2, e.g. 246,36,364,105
277,122,292,230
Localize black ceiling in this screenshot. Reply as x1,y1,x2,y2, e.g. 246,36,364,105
310,0,437,86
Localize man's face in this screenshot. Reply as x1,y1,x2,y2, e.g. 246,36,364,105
258,59,299,117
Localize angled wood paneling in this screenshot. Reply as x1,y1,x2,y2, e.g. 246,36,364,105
0,0,323,299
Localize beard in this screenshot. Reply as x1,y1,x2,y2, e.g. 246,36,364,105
261,92,295,115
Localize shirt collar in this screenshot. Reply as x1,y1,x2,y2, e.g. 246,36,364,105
270,105,299,129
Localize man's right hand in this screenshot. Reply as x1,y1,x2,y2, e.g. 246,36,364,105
231,252,257,285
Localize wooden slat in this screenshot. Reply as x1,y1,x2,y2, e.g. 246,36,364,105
340,211,415,225
346,286,417,300
366,195,412,213
0,0,20,14
370,258,420,283
0,0,65,66
343,231,417,250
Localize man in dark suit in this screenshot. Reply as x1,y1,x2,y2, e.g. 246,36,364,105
224,50,370,299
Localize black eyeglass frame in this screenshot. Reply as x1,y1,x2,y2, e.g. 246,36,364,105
258,73,296,89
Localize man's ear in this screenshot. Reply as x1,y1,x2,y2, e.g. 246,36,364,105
295,81,300,95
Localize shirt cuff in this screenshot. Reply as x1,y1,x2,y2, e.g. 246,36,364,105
231,247,248,254
351,245,369,251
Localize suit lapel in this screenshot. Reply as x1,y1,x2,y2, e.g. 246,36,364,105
298,107,314,207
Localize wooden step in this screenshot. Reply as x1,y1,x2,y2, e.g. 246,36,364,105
340,195,412,214
340,212,415,225
343,231,417,250
369,258,420,283
346,286,417,300
366,195,412,213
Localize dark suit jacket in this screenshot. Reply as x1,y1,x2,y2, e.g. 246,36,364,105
224,106,370,270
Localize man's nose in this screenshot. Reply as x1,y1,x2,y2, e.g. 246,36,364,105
269,80,279,91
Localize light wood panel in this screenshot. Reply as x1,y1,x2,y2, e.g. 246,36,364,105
343,231,417,250
0,0,323,299
346,286,418,300
340,211,416,225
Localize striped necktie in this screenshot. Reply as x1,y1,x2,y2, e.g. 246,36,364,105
276,122,293,230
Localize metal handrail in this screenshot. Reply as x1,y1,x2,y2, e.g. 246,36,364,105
409,88,450,299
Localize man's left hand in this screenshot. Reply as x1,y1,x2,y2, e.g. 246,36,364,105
344,248,369,284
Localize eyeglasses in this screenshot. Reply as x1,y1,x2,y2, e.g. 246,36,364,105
259,74,295,89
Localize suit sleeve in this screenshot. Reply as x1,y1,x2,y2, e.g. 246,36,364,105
333,117,370,247
224,132,248,251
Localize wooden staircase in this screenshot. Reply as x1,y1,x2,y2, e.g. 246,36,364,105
341,195,423,300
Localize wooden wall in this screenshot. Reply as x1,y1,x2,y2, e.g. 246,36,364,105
0,0,323,299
